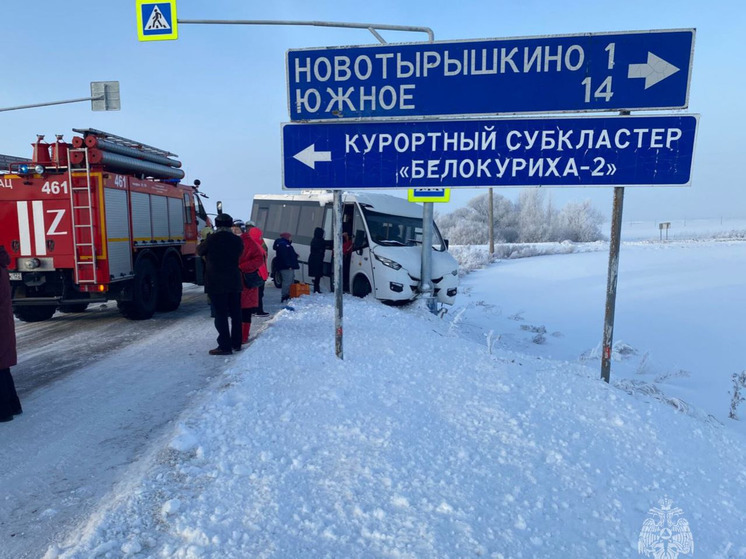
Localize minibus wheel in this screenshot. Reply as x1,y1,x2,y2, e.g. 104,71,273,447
352,275,372,298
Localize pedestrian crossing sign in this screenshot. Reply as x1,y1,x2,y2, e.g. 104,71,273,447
407,188,451,203
136,0,178,42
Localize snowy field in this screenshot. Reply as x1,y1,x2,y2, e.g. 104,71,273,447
11,220,746,558
618,218,746,242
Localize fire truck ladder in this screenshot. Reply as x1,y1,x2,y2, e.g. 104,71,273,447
67,149,98,284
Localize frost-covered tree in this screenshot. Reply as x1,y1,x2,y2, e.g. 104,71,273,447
436,206,484,244
436,190,604,246
555,200,605,242
517,189,550,242
729,371,746,420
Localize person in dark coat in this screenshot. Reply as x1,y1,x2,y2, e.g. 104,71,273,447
273,233,299,303
197,213,244,355
0,245,22,422
308,227,330,293
238,228,264,345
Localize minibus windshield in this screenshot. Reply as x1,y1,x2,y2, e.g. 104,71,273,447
361,208,446,251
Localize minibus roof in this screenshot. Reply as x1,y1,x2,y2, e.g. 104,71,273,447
253,192,425,219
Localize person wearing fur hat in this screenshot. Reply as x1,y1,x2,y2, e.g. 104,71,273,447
197,213,244,355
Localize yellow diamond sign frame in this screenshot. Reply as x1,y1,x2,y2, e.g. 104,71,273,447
136,0,178,42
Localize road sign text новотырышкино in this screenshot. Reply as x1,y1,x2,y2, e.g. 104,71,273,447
287,29,694,120
282,114,697,189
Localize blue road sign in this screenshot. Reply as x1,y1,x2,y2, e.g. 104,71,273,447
408,188,451,203
287,29,694,120
282,114,698,190
136,0,178,42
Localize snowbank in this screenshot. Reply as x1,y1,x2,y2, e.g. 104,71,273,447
48,294,746,558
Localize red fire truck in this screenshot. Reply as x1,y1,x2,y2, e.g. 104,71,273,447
0,128,211,322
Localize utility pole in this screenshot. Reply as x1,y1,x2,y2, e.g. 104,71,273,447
488,188,495,256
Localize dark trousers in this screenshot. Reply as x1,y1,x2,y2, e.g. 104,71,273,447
343,255,351,292
211,291,242,350
0,367,22,419
313,276,322,293
256,283,265,313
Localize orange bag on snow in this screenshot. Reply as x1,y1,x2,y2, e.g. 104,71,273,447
290,282,311,298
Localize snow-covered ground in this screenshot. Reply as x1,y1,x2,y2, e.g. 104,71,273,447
617,218,746,242
4,220,746,558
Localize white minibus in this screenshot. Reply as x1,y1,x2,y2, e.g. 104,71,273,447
250,192,459,305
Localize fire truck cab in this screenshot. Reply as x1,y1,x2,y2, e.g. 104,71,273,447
0,129,210,322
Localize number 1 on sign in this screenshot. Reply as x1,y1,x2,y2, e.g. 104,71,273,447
605,43,616,69
581,76,614,103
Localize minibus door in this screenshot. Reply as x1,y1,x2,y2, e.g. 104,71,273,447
349,204,375,296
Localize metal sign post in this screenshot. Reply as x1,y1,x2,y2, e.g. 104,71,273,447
601,186,625,383
0,82,121,113
659,222,671,241
334,191,344,359
421,201,436,312
488,188,495,256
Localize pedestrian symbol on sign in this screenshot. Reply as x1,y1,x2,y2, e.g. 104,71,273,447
145,6,170,30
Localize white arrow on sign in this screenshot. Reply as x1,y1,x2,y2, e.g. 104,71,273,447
627,52,680,89
293,144,332,169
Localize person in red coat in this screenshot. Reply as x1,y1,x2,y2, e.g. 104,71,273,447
238,228,265,345
0,245,22,422
248,225,270,316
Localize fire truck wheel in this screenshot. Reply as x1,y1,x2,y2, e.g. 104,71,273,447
157,255,183,312
119,258,159,320
13,305,57,323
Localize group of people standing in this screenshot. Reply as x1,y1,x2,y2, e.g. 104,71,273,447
198,214,269,356
299,227,355,295
199,218,355,355
0,219,354,418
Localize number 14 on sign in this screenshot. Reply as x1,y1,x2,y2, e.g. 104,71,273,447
583,43,615,103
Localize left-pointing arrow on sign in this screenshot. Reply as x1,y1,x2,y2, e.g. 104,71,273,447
293,144,332,169
628,52,680,89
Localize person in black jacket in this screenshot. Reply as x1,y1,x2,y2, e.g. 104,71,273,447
0,245,22,422
273,233,299,303
308,227,330,293
197,213,245,355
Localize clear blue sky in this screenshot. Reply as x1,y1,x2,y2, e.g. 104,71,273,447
0,0,743,222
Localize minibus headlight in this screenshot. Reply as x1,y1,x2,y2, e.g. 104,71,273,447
374,254,401,270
